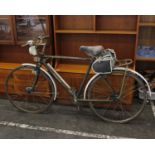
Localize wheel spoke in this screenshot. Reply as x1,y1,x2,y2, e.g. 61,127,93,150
87,69,147,123
6,65,55,113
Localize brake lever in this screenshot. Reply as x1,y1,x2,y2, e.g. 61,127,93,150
21,40,34,47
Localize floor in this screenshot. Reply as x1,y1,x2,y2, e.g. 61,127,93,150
0,98,154,139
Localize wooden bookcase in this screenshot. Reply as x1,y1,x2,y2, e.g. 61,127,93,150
136,15,155,70
53,15,139,102
0,63,20,93
0,15,53,95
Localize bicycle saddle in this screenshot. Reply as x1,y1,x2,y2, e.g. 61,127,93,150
80,45,104,57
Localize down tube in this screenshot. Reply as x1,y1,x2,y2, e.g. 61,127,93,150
46,63,73,95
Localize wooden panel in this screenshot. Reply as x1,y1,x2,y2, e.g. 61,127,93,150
0,63,21,93
0,44,52,63
55,63,94,74
0,70,8,92
140,15,155,23
56,72,73,103
56,72,134,105
55,29,137,34
96,15,137,31
0,69,13,93
139,23,155,27
136,56,155,62
54,15,94,30
0,15,15,44
138,27,155,45
56,33,136,62
56,72,92,104
0,63,20,69
136,61,155,71
0,45,33,63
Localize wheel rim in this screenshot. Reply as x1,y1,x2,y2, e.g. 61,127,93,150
6,65,55,113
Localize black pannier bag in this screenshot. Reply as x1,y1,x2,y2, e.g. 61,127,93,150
92,49,117,74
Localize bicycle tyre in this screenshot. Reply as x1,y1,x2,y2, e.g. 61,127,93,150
85,69,147,123
5,64,56,113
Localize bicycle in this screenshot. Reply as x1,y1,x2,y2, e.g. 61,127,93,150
5,35,151,123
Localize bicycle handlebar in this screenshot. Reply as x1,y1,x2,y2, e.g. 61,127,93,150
21,35,49,56
22,35,49,46
21,40,34,47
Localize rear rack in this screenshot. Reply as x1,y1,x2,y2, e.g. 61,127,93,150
116,59,133,67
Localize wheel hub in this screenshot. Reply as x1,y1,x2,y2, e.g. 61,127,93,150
111,93,119,101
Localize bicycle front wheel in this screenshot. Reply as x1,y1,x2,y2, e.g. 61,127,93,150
5,65,56,113
86,69,147,123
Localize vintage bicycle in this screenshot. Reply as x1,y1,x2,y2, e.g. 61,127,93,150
5,35,151,123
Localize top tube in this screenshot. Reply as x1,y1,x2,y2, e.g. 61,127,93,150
43,55,92,61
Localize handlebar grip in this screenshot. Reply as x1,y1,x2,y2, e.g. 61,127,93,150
21,40,34,47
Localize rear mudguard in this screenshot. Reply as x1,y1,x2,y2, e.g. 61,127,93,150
84,67,151,99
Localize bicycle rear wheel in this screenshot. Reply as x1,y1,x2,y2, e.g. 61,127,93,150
86,69,147,123
5,65,56,113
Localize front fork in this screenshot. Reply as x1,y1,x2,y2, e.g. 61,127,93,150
25,65,40,94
